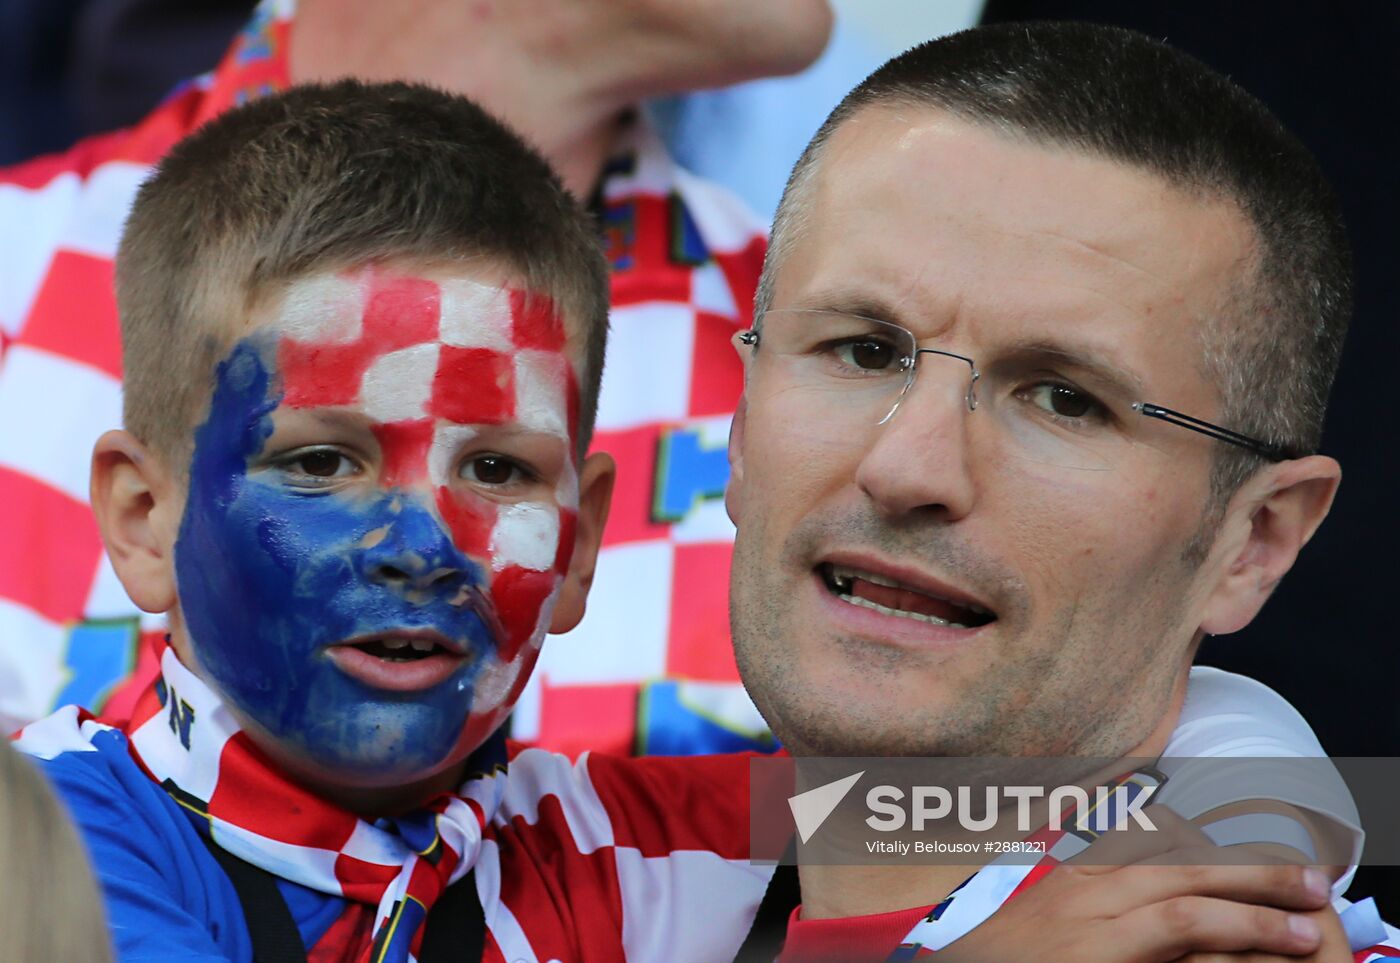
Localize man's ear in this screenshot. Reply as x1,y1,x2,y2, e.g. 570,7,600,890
1198,454,1340,636
90,430,183,614
549,451,615,634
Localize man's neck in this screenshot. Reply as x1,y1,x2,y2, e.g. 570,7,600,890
795,672,1193,921
797,864,976,922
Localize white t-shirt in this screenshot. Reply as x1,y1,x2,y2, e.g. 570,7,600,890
1164,665,1362,896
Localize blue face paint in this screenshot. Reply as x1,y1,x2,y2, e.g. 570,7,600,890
175,338,498,781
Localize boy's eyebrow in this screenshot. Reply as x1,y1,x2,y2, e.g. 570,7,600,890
298,408,375,428
470,423,572,446
263,406,379,440
280,408,573,448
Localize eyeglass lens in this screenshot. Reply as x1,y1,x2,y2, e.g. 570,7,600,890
747,310,1152,471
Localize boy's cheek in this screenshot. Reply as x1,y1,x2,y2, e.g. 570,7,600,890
221,478,368,562
435,487,496,559
491,568,561,664
435,485,577,663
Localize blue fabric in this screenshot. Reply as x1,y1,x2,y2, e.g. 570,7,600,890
32,727,344,962
1341,898,1390,952
637,681,777,756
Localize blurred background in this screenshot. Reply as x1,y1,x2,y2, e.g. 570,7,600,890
2,0,1395,911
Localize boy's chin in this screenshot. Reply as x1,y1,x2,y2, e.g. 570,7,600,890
231,703,486,810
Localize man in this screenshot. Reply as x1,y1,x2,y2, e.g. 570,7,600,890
724,20,1394,960
0,0,831,753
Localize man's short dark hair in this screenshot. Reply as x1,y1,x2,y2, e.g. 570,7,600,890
118,79,609,463
760,21,1352,513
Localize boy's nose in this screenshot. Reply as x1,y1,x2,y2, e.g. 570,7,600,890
361,500,476,596
369,558,466,594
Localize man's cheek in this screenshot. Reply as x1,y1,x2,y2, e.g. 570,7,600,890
1013,491,1144,584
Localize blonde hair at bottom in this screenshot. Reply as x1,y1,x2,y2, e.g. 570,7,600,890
0,740,114,963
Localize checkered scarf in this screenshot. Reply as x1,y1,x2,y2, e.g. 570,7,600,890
126,644,507,963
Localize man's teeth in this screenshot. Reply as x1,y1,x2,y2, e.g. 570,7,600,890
826,564,991,622
838,593,975,628
830,564,899,592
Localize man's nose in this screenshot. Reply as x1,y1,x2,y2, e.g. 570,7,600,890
854,361,977,520
362,499,473,595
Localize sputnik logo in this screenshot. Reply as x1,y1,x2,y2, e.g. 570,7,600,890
788,771,865,844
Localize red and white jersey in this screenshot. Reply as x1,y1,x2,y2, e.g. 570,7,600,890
0,0,768,756
14,647,772,962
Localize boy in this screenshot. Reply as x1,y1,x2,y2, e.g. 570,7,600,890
13,80,765,961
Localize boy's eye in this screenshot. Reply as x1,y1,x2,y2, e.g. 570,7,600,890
462,455,528,487
272,447,360,485
297,449,352,477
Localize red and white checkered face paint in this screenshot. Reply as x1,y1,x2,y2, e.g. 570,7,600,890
259,265,581,746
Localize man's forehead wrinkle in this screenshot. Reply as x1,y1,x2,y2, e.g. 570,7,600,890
1012,224,1178,295
781,203,972,329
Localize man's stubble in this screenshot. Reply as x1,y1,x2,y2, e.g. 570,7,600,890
729,503,1199,760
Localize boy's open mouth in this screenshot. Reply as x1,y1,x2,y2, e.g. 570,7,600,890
327,630,468,692
350,636,454,662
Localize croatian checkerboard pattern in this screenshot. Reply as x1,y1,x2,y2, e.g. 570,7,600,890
0,0,770,758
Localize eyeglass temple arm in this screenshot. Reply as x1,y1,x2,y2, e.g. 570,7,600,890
1132,403,1297,462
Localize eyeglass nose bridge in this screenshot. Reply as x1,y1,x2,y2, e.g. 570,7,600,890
881,347,980,425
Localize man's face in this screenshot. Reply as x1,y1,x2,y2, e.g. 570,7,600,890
728,107,1256,758
173,263,581,786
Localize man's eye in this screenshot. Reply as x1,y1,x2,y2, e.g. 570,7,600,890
833,339,904,371
462,455,528,486
1023,383,1105,421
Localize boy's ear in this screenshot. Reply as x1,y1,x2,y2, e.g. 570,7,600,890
549,451,616,634
1198,454,1340,636
90,430,183,615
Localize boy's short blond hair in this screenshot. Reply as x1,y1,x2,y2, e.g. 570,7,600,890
116,80,609,466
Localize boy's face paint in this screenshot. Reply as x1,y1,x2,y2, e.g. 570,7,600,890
175,266,580,784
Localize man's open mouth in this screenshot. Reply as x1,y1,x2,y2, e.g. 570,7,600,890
818,562,996,629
